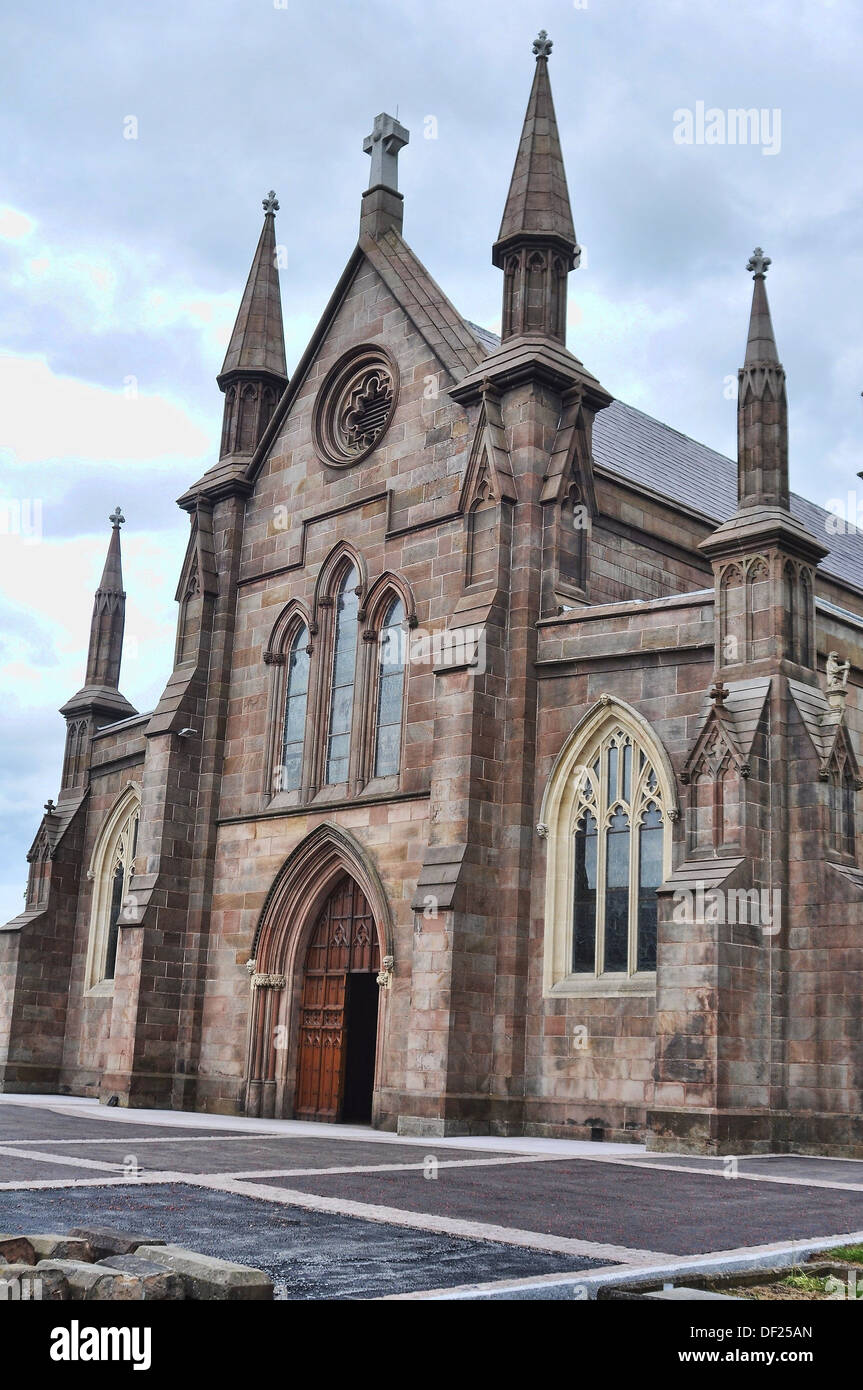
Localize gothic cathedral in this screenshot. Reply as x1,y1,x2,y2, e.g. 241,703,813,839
3,34,862,1157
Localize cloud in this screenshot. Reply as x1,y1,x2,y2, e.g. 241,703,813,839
0,351,212,467
0,205,35,241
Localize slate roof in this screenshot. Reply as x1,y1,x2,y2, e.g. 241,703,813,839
591,399,863,592
463,320,861,594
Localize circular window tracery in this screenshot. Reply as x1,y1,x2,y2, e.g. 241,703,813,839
314,346,399,467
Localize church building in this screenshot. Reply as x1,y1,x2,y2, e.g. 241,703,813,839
3,32,862,1156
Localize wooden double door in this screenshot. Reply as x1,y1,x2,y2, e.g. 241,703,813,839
295,875,381,1122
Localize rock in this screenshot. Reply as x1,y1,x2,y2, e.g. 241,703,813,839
36,1260,143,1301
0,1236,36,1266
98,1255,184,1300
27,1235,93,1263
68,1227,166,1260
133,1245,273,1300
0,1262,68,1299
643,1286,744,1300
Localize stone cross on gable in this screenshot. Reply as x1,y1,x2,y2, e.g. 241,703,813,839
262,190,279,215
363,113,410,193
710,680,729,706
747,247,771,278
109,506,125,529
533,29,553,58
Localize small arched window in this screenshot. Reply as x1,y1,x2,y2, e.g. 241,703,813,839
828,744,857,860
374,597,406,778
525,251,547,332
279,625,309,793
85,788,140,990
326,566,359,784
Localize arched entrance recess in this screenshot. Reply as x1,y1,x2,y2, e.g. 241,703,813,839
296,875,379,1121
245,824,393,1122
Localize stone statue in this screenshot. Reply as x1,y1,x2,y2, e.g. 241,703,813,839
826,650,850,692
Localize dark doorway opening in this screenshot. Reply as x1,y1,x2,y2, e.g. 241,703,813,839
341,971,379,1122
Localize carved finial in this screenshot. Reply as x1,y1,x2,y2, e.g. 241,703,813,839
746,247,771,278
262,190,279,215
533,29,553,58
44,799,56,815
710,680,729,707
109,506,125,529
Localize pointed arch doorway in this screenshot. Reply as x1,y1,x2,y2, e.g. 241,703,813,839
295,874,381,1123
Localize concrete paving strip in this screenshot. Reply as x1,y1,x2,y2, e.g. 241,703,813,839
0,1144,127,1173
0,1173,187,1191
524,1149,863,1194
183,1172,669,1265
219,1154,584,1180
0,1132,278,1147
384,1227,863,1300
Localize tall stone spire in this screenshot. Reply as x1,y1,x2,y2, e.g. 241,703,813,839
217,192,288,458
59,508,137,795
737,249,788,510
493,31,580,342
84,505,127,690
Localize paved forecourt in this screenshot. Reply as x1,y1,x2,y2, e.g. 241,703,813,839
1,1096,862,1299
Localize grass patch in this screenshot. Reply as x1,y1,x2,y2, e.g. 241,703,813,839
823,1245,863,1265
782,1273,830,1294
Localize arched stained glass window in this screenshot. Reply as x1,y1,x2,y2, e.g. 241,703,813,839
568,728,668,978
374,597,405,778
279,625,309,792
326,566,359,784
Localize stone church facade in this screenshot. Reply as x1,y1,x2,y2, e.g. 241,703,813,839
3,33,862,1155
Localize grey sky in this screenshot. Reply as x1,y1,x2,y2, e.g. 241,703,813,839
1,0,861,920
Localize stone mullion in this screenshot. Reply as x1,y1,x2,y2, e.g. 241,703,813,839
595,752,609,977
627,798,638,978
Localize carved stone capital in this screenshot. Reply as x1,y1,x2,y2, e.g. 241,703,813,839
263,651,285,666
251,972,286,989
